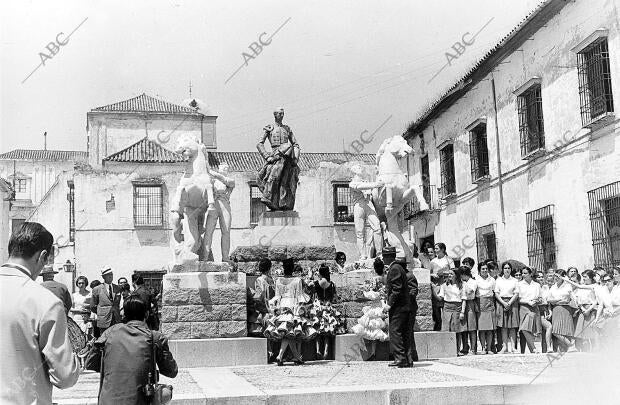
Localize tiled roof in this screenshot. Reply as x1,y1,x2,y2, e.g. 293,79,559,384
406,0,564,134
0,149,87,161
92,93,203,115
208,151,376,172
103,137,188,163
103,138,375,171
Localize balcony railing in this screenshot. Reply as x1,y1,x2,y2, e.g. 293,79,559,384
403,184,439,219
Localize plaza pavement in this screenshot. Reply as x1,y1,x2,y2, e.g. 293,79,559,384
52,350,615,405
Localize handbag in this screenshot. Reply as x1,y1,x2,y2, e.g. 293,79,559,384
142,331,173,405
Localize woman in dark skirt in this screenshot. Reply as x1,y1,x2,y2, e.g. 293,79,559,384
438,269,465,355
561,270,598,351
494,261,519,354
312,264,344,359
476,262,496,354
547,269,575,352
458,266,478,355
517,267,542,353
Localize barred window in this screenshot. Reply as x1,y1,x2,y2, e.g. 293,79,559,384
15,179,27,193
250,185,266,226
439,144,456,198
577,38,614,125
333,184,354,223
517,84,545,157
526,205,557,272
469,123,489,181
587,181,620,269
133,184,163,227
475,224,497,263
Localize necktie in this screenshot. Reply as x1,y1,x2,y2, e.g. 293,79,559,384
108,285,113,299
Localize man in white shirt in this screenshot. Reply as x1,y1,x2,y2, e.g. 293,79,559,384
0,222,80,404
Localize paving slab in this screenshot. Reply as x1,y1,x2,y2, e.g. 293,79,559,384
52,352,594,405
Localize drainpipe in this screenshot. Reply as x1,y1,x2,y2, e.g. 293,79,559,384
491,73,506,225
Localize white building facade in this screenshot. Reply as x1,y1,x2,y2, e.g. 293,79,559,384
404,0,620,271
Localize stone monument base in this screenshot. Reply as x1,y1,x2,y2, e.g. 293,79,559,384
160,261,247,339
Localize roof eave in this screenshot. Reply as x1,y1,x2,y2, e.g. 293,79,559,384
405,0,567,136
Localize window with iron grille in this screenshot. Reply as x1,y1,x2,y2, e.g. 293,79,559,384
587,181,620,269
469,123,489,181
68,182,75,242
333,184,354,223
439,144,456,198
577,38,614,125
517,85,545,157
420,155,431,204
526,205,557,272
250,185,266,226
475,224,497,263
15,179,27,193
133,184,163,227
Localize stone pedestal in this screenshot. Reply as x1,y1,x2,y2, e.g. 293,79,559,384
248,210,327,247
160,262,247,339
232,211,337,277
335,267,434,332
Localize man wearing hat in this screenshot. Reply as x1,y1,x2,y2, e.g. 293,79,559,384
90,266,121,334
382,246,411,367
40,265,72,315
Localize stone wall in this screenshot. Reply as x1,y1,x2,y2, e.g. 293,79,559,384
160,269,247,339
231,245,337,276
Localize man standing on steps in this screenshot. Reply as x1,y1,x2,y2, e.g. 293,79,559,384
382,246,411,368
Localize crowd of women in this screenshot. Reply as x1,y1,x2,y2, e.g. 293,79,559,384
426,248,620,356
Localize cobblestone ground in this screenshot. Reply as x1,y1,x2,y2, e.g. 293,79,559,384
437,353,551,378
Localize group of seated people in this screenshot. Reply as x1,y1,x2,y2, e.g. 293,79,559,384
248,257,345,365
429,249,620,355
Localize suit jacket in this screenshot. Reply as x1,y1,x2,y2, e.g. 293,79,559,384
91,283,121,328
41,280,72,315
406,270,419,314
95,320,178,405
386,260,411,313
0,264,80,404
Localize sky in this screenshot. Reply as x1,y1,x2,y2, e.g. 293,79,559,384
0,0,544,155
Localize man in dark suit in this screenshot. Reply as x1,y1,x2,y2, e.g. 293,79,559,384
406,267,419,363
90,266,121,334
382,246,411,368
131,274,158,330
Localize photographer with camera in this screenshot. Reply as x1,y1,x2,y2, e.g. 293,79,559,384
92,295,177,404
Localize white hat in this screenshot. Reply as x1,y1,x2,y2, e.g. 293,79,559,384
101,266,113,276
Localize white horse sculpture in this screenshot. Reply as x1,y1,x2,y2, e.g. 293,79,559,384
170,134,215,262
372,135,429,261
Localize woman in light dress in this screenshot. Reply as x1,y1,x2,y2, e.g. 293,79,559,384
70,275,92,335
